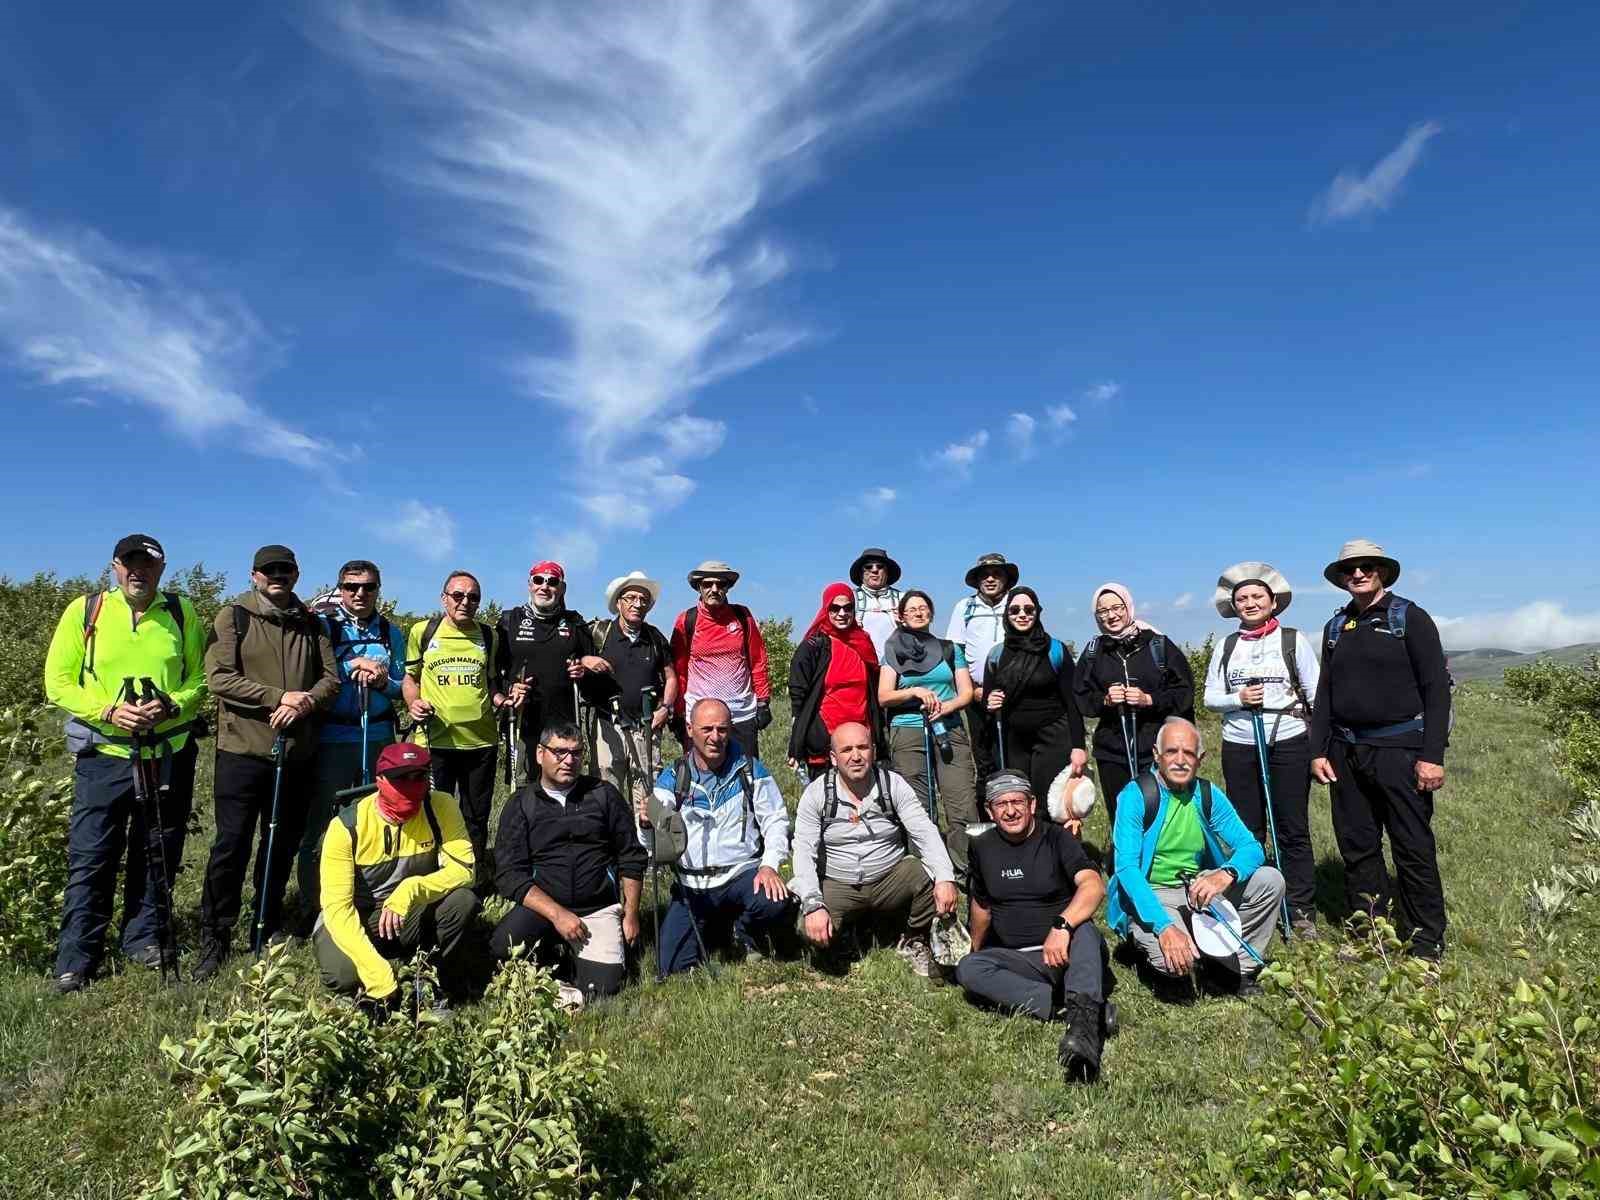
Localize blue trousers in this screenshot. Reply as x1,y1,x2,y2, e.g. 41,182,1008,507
658,864,790,976
54,741,196,977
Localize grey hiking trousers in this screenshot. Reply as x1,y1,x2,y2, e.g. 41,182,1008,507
1125,867,1285,976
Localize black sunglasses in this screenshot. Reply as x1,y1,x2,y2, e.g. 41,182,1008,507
828,602,853,614
340,582,379,594
1007,604,1038,616
1343,560,1382,576
445,590,481,604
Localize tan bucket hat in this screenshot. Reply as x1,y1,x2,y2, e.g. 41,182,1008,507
1323,539,1401,588
1214,561,1293,618
605,570,662,615
686,559,740,589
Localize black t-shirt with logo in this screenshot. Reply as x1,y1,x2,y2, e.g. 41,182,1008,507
499,606,595,734
968,822,1096,949
592,621,670,721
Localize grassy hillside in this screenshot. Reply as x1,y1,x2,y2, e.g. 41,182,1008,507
2,684,1594,1198
1447,642,1600,683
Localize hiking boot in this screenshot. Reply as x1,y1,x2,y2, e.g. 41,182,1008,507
127,943,167,969
1290,915,1320,941
895,936,934,979
1236,971,1264,999
50,970,89,996
554,983,586,1014
1102,1000,1120,1039
192,938,229,983
734,937,767,965
1055,991,1104,1084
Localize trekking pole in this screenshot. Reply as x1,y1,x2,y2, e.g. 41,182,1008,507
1120,661,1138,780
253,734,288,956
357,681,371,787
995,708,1007,771
499,695,512,789
127,679,180,985
922,718,939,824
1247,680,1292,941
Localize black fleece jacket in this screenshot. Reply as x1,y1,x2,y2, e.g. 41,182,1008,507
1308,593,1451,763
1071,628,1195,766
493,775,645,914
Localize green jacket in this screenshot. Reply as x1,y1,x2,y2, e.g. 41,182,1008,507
204,589,339,761
43,589,208,760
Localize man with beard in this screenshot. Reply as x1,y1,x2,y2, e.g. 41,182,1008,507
499,561,609,780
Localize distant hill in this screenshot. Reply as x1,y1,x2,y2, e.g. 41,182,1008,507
1446,642,1600,683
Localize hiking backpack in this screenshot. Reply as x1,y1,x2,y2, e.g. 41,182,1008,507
984,637,1067,682
78,590,187,686
681,604,754,665
668,755,763,875
1323,595,1455,737
1218,627,1310,712
816,765,901,881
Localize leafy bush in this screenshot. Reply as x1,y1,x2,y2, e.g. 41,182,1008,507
1504,657,1600,807
761,616,795,697
0,705,73,968
1190,920,1600,1200
1185,633,1215,688
146,950,614,1199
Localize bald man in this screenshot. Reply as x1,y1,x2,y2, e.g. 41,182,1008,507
789,722,958,977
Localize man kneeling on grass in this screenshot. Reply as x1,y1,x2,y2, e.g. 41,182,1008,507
1108,718,1285,997
491,720,645,1008
315,743,481,1006
955,770,1110,1082
789,722,958,977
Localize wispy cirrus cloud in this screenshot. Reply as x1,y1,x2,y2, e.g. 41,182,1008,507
330,0,985,539
383,500,458,560
1082,381,1121,405
1046,403,1077,428
860,486,897,514
1309,121,1441,227
1005,412,1036,459
929,428,989,476
0,204,325,467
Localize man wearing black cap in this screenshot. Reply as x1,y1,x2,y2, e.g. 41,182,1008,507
42,534,208,993
849,548,903,658
195,544,339,980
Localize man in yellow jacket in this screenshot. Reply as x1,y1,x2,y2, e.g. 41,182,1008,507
315,742,481,1004
43,534,207,994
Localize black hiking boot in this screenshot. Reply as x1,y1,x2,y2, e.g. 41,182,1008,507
192,937,229,983
1055,991,1104,1084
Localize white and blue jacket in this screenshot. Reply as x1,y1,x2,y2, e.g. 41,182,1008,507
317,608,407,745
648,748,790,890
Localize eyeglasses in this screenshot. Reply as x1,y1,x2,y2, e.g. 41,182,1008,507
1007,604,1037,616
619,594,650,607
540,744,581,760
530,574,561,587
1095,603,1128,618
828,602,853,614
340,582,379,594
1343,561,1381,577
445,590,481,604
990,796,1030,811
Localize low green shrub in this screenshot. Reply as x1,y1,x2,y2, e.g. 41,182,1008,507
145,950,614,1199
0,705,73,968
1190,920,1600,1199
1504,657,1600,808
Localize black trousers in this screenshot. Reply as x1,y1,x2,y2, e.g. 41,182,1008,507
201,749,313,946
1093,754,1149,872
1220,735,1315,921
488,901,627,999
431,745,498,871
954,925,1108,1019
1327,741,1446,955
967,705,994,781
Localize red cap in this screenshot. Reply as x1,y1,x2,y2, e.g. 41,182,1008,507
529,560,564,580
375,742,430,776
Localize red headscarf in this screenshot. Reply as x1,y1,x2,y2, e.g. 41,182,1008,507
802,582,879,666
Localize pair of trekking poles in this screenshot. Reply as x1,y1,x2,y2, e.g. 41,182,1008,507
122,677,181,985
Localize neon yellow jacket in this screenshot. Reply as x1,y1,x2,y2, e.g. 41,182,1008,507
319,790,474,999
43,589,208,760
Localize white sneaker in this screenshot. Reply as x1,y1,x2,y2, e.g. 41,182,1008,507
895,936,934,979
555,982,586,1013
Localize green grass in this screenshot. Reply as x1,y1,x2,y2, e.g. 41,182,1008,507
0,687,1589,1198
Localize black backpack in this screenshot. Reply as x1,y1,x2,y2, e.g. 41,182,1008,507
681,604,754,664
1134,772,1214,831
816,766,900,881
1080,632,1168,677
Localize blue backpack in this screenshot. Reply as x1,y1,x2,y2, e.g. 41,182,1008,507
985,637,1067,681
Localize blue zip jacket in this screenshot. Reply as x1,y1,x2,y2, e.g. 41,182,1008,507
318,608,407,744
1106,771,1265,938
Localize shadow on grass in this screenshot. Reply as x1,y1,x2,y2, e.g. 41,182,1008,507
1313,853,1350,924
581,1095,687,1199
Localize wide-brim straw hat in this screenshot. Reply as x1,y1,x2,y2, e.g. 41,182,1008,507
849,547,902,587
1323,539,1401,588
964,552,1019,591
686,559,740,588
1214,561,1293,618
605,571,662,615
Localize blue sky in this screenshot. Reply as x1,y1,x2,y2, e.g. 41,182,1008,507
2,2,1595,651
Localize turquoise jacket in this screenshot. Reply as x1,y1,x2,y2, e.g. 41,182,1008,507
1106,771,1265,938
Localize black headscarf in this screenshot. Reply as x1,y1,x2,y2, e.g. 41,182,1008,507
991,586,1051,706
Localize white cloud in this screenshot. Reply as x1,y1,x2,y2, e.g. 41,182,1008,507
861,485,896,514
1436,601,1600,652
330,0,983,537
1172,592,1194,611
386,501,457,560
536,528,600,574
1046,403,1077,428
1083,381,1121,404
0,205,325,468
1309,121,1441,226
929,428,989,476
1004,412,1036,459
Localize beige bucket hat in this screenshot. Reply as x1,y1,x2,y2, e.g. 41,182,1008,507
605,570,662,615
686,559,740,589
1214,561,1293,618
1323,539,1401,588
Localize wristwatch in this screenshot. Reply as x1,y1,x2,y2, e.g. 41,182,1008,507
1051,915,1076,933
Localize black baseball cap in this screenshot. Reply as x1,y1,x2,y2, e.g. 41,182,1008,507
113,534,165,562
252,544,298,572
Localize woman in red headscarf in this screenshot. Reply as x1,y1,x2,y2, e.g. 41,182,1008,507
787,582,882,781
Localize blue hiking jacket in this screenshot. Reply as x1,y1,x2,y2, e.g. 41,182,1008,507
318,608,407,744
1106,772,1265,937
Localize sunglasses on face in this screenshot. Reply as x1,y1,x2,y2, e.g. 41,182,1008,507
828,602,853,614
445,591,481,604
340,582,378,594
540,744,581,760
1007,604,1037,616
1343,561,1381,577
862,562,887,572
258,568,295,581
698,580,727,591
530,575,560,587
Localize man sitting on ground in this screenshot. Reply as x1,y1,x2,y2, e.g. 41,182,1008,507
1108,718,1285,996
789,722,958,977
645,699,791,975
491,721,645,1006
315,743,480,1005
956,771,1109,1082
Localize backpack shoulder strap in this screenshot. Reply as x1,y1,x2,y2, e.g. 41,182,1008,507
1148,635,1167,672
941,639,957,673
411,615,445,668
1219,632,1241,682
876,765,903,829
161,592,185,642
231,603,251,671
1280,627,1308,709
682,608,698,651
1081,635,1099,667
1324,606,1347,652
1389,596,1410,637
673,757,693,808
735,605,753,663
1137,772,1161,831
818,770,842,880
79,592,105,686
1198,778,1214,825
337,798,362,854
1048,638,1065,673
422,793,444,850
591,618,613,650
985,643,1004,675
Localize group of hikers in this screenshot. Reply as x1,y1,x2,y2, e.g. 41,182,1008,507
43,534,1452,1084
